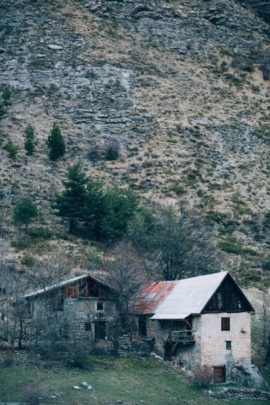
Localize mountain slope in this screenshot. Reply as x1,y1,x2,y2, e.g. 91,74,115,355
0,0,270,286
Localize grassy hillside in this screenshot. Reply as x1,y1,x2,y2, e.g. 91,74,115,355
0,0,270,287
0,357,269,404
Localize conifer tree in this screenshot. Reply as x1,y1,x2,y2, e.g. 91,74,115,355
55,164,87,233
46,123,65,160
24,124,35,155
13,197,38,229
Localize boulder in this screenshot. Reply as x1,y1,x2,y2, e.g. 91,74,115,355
230,362,269,391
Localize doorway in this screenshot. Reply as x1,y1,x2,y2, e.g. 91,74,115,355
95,321,106,340
213,366,226,383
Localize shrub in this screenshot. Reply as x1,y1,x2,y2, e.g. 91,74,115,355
0,101,6,118
219,241,242,255
21,255,35,267
87,144,102,162
46,123,65,160
231,56,254,72
260,54,270,81
11,237,31,251
27,227,52,239
2,86,11,106
191,366,213,388
3,140,18,159
105,141,120,161
262,261,270,271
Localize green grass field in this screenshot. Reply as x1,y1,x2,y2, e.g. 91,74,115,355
0,357,268,405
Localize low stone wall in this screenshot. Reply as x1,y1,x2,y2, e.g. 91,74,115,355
208,387,270,401
119,335,155,357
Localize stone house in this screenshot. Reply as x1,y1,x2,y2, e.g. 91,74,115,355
23,274,116,344
132,271,255,383
22,271,255,383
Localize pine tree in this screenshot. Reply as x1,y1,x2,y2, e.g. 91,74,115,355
46,123,65,161
3,140,18,159
55,164,87,233
24,124,35,155
13,197,38,229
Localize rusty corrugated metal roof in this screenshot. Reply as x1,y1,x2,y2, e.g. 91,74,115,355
132,280,178,315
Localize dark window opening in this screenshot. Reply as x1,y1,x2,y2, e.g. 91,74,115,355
24,302,32,319
85,322,92,332
89,282,100,297
97,302,104,311
95,321,106,340
51,296,64,311
221,317,230,331
138,316,147,337
226,341,232,350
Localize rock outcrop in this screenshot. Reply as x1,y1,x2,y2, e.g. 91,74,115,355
230,362,269,391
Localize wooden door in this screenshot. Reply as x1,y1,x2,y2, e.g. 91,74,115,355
213,366,226,383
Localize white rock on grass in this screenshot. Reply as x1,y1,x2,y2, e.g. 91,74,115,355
82,381,92,390
73,385,81,390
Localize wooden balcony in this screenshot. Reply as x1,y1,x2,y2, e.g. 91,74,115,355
171,330,195,345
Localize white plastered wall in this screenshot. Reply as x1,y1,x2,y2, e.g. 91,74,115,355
200,312,251,367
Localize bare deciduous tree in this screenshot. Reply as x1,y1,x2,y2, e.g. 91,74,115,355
103,242,146,355
129,205,219,280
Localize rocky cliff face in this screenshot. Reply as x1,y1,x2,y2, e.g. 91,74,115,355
0,0,270,286
237,1,270,23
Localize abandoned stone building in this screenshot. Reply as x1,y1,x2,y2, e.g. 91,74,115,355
132,271,255,382
23,274,116,344
21,271,255,383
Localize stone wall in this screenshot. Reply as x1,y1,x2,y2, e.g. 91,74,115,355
140,312,251,373
200,312,251,369
30,296,115,343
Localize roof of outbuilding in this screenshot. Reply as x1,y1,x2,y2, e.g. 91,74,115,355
24,273,112,298
132,280,178,315
24,275,89,298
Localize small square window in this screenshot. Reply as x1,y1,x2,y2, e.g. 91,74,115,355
97,302,104,311
226,341,232,350
85,322,92,331
221,317,230,331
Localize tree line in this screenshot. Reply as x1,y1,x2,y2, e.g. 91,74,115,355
3,122,65,161
12,163,218,280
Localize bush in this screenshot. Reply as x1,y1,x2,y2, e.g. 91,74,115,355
46,123,65,160
219,241,242,255
262,261,270,271
260,54,270,81
191,366,213,388
231,56,254,72
2,86,11,106
105,141,120,161
27,227,52,239
21,255,35,267
3,140,18,159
